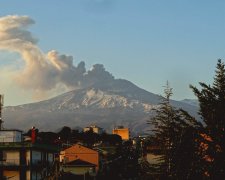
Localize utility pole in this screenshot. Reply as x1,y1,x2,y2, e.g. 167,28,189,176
0,94,3,130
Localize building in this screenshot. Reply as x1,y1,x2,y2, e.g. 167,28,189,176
62,159,96,176
0,129,59,180
0,129,22,143
83,125,104,134
112,126,130,140
60,144,99,173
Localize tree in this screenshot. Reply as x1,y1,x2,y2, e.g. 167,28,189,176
58,126,72,143
149,82,203,179
149,82,176,177
171,110,204,179
190,59,225,179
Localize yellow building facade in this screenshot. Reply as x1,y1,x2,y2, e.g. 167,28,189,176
112,127,130,140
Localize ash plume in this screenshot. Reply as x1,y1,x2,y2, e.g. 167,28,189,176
0,15,114,98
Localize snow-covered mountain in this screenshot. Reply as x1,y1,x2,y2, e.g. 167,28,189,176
180,99,199,107
3,79,199,134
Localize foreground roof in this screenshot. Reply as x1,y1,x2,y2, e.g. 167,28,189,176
64,159,96,167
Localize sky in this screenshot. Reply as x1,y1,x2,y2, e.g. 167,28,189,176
1,0,225,106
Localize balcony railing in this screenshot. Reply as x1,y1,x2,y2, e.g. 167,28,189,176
0,159,20,166
0,137,21,143
0,159,52,167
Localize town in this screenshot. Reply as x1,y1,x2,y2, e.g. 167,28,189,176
2,60,225,180
0,97,153,180
0,126,152,180
1,1,225,179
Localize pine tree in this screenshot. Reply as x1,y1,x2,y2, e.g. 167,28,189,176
171,110,204,179
190,59,225,179
149,82,203,179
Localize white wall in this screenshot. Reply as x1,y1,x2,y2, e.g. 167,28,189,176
4,150,20,165
0,131,22,142
60,151,65,162
26,170,31,180
26,150,31,165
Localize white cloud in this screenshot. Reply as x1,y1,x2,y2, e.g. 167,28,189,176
0,15,114,103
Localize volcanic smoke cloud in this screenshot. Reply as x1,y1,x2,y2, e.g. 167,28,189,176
0,15,114,96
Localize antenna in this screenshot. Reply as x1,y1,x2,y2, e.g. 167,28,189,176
0,94,4,130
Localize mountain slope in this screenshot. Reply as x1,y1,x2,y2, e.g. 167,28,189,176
180,99,199,107
3,79,199,134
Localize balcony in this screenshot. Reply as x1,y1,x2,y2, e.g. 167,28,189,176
0,159,20,166
0,141,59,152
